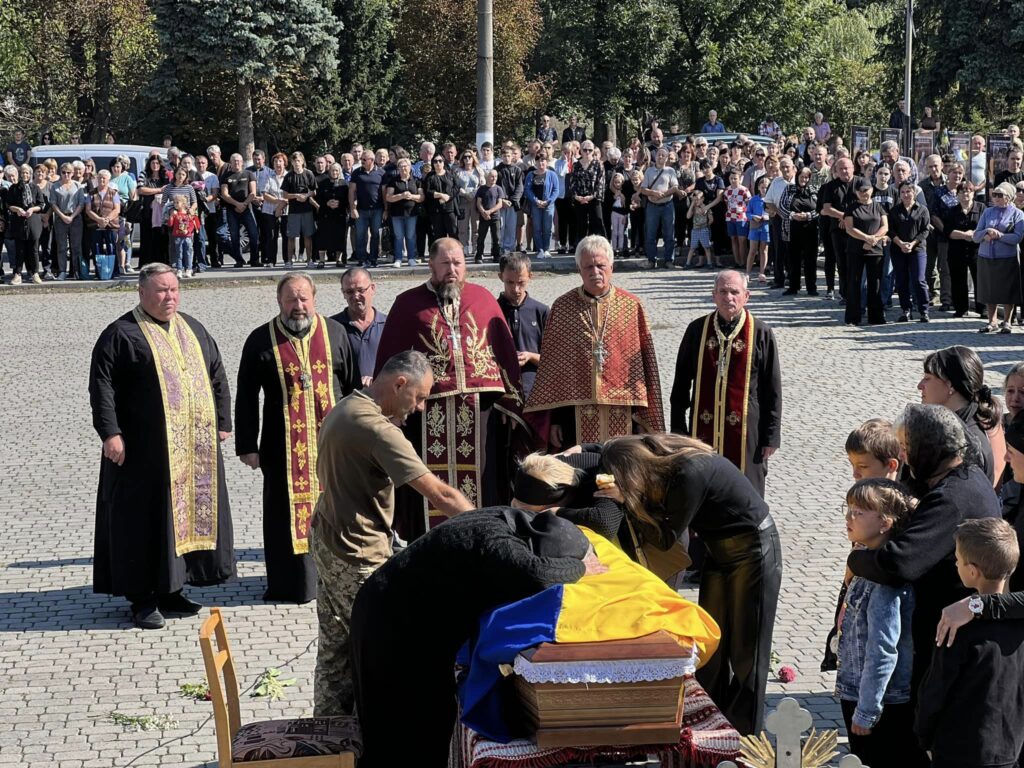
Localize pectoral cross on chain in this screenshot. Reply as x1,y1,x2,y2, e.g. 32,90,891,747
299,372,312,390
594,342,609,373
717,349,728,379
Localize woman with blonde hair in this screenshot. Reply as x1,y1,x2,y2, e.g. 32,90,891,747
598,432,782,735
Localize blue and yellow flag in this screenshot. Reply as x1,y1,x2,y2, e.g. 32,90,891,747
458,528,720,741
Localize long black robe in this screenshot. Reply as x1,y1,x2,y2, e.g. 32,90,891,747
90,310,235,598
670,312,783,497
351,508,586,768
234,316,360,602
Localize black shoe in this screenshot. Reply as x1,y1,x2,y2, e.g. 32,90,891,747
807,290,820,296
953,311,967,318
132,603,166,630
474,256,483,264
158,591,202,615
782,289,798,295
938,303,952,312
919,311,930,323
233,262,245,268
897,312,910,323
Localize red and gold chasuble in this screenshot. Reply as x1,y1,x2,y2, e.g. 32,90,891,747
269,314,336,554
691,310,755,474
133,307,219,556
374,283,526,529
524,286,664,445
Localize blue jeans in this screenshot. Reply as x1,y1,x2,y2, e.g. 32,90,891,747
500,206,518,253
226,207,259,265
645,203,675,263
392,216,417,264
861,244,894,310
172,236,193,270
892,247,929,312
355,208,383,265
532,204,554,252
194,223,208,269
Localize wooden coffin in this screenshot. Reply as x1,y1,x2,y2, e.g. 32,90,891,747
512,631,691,748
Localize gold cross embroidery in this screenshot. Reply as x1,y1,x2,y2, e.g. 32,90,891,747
293,419,305,433
700,409,714,424
286,362,299,377
313,360,326,375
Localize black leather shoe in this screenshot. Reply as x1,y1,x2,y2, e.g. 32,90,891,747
158,591,202,615
132,604,166,630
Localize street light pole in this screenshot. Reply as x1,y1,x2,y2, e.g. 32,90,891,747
903,0,913,155
476,0,494,149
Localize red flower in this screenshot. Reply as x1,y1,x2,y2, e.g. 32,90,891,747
778,665,797,683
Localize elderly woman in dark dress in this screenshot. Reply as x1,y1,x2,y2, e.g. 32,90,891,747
974,181,1024,333
314,162,350,268
598,433,782,735
848,404,1000,694
351,507,599,768
2,164,47,284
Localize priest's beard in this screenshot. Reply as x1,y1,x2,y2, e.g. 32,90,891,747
283,313,312,333
435,279,463,304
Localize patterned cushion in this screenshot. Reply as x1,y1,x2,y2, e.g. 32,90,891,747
232,716,362,762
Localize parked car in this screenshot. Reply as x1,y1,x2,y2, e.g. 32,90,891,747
29,144,166,178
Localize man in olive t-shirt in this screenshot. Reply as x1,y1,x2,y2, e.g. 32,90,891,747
310,350,472,717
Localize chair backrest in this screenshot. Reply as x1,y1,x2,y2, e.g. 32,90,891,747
199,607,242,768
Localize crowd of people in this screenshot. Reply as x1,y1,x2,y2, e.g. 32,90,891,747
6,112,1024,332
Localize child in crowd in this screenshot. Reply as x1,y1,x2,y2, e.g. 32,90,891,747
916,518,1024,768
686,190,713,268
168,195,198,278
746,175,771,283
846,418,901,481
609,173,629,258
723,169,751,268
835,479,917,768
475,169,506,264
629,169,645,257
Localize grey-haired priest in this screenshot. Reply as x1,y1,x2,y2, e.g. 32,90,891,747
89,263,235,629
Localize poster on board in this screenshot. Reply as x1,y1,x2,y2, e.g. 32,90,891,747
880,128,902,150
912,131,936,171
851,126,870,154
948,131,971,164
988,134,1013,183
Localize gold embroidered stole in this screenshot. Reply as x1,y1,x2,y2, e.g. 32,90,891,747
269,314,336,555
691,310,755,473
133,307,219,556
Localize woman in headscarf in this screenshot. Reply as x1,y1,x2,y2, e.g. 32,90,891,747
917,345,1001,484
351,507,599,768
848,404,1000,694
597,433,782,735
973,181,1024,333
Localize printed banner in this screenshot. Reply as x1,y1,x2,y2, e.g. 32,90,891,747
851,126,870,154
948,131,971,165
988,134,1014,183
880,127,902,148
912,131,936,171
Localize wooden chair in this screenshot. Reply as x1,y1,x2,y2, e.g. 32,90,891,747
199,608,360,768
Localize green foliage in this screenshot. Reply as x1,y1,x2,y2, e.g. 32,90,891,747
251,668,297,701
109,712,179,731
179,681,211,701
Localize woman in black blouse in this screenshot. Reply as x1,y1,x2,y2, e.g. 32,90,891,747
384,158,423,267
782,166,819,295
599,433,782,735
423,154,457,243
890,180,933,323
843,177,889,326
2,164,47,284
314,163,350,268
943,182,985,317
137,154,168,267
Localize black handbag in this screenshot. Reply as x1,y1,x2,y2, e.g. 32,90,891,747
122,197,145,224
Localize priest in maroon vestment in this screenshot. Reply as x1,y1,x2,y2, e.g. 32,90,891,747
524,235,664,449
670,269,783,497
373,238,527,539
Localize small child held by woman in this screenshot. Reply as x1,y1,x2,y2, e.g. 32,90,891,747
168,195,200,278
835,478,919,768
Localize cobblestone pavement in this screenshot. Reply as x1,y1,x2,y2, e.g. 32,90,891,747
1,266,1022,767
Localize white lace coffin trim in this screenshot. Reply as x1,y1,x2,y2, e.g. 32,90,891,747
513,646,698,684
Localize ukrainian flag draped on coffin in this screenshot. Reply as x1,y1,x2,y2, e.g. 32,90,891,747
458,527,721,741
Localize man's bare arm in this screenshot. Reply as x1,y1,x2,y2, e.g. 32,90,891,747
407,472,474,517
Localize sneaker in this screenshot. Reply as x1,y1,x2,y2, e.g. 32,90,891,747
10,273,22,285
825,290,834,300
57,272,68,281
897,312,910,323
1000,322,1013,334
919,311,930,323
125,265,137,274
176,269,184,278
31,273,42,284
185,269,193,278
979,324,996,333
392,260,405,268
408,259,418,267
43,270,55,281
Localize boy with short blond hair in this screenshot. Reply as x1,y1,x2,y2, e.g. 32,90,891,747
915,518,1024,768
845,418,901,481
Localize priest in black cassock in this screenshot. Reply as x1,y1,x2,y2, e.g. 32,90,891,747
235,273,360,603
670,269,783,498
89,263,235,630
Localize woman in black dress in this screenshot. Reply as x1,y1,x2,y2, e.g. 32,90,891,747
599,433,782,735
424,154,458,242
843,177,889,325
137,154,168,266
351,507,597,768
3,164,47,284
314,162,350,268
943,182,985,317
782,166,819,294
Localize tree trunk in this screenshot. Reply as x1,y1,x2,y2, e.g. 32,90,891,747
236,81,255,157
68,26,92,139
90,11,114,143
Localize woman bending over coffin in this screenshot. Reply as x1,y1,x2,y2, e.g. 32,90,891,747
597,432,782,735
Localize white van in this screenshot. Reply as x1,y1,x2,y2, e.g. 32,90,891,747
28,144,166,177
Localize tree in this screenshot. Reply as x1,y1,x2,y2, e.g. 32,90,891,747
391,0,545,144
151,0,341,151
533,0,678,143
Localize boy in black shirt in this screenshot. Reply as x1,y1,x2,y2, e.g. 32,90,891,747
916,518,1024,768
496,254,548,398
475,169,505,263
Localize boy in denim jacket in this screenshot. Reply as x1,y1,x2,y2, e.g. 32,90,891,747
916,518,1024,768
836,478,920,767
